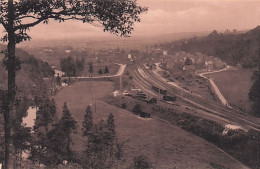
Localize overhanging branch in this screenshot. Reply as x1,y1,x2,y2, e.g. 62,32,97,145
16,15,41,20
14,17,46,31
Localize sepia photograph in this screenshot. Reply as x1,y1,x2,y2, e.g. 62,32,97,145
0,0,260,168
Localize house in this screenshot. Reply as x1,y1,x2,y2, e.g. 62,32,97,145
113,90,120,98
163,50,168,56
61,82,68,87
65,49,71,54
183,65,195,72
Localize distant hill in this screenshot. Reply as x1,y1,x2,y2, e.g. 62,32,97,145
0,44,54,97
161,26,260,68
0,44,54,78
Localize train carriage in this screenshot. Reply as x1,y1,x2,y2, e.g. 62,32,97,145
152,85,167,95
163,95,176,102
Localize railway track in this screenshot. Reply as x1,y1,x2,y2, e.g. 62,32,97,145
132,66,260,131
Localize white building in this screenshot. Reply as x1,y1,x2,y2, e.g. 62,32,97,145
54,69,65,77
163,50,168,56
128,54,132,59
65,49,71,54
113,90,120,98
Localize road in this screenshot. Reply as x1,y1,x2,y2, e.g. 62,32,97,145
198,66,229,78
208,78,228,106
60,63,126,80
198,67,230,107
131,65,260,132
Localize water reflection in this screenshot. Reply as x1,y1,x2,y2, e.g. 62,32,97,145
22,106,37,128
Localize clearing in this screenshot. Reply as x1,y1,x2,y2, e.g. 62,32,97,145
54,81,247,169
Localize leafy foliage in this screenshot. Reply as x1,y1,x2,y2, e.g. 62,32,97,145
60,56,86,77
0,0,147,42
60,56,77,77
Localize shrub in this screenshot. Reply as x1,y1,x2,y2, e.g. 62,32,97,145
133,104,142,115
129,155,154,169
122,103,127,109
140,112,151,118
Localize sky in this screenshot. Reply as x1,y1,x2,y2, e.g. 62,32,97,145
1,0,260,40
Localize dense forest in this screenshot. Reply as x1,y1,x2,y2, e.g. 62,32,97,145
161,26,260,68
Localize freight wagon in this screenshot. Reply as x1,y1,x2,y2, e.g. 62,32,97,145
152,85,167,95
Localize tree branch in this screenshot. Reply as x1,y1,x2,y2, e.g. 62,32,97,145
14,17,46,31
16,15,41,20
0,18,7,31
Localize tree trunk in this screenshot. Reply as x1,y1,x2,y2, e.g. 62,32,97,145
4,0,16,168
67,136,70,162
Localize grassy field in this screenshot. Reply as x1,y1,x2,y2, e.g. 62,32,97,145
205,69,254,113
54,81,247,169
81,62,120,77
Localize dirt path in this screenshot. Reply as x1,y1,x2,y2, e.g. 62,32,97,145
198,67,230,107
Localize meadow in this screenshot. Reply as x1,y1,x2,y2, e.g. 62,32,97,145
54,81,247,169
205,69,254,113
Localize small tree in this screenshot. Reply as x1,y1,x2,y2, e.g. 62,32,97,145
89,62,94,74
59,102,77,161
130,155,154,169
50,99,57,125
107,113,115,135
104,66,109,74
82,106,93,137
185,58,193,65
76,57,85,76
107,113,116,146
98,68,103,75
133,104,142,115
